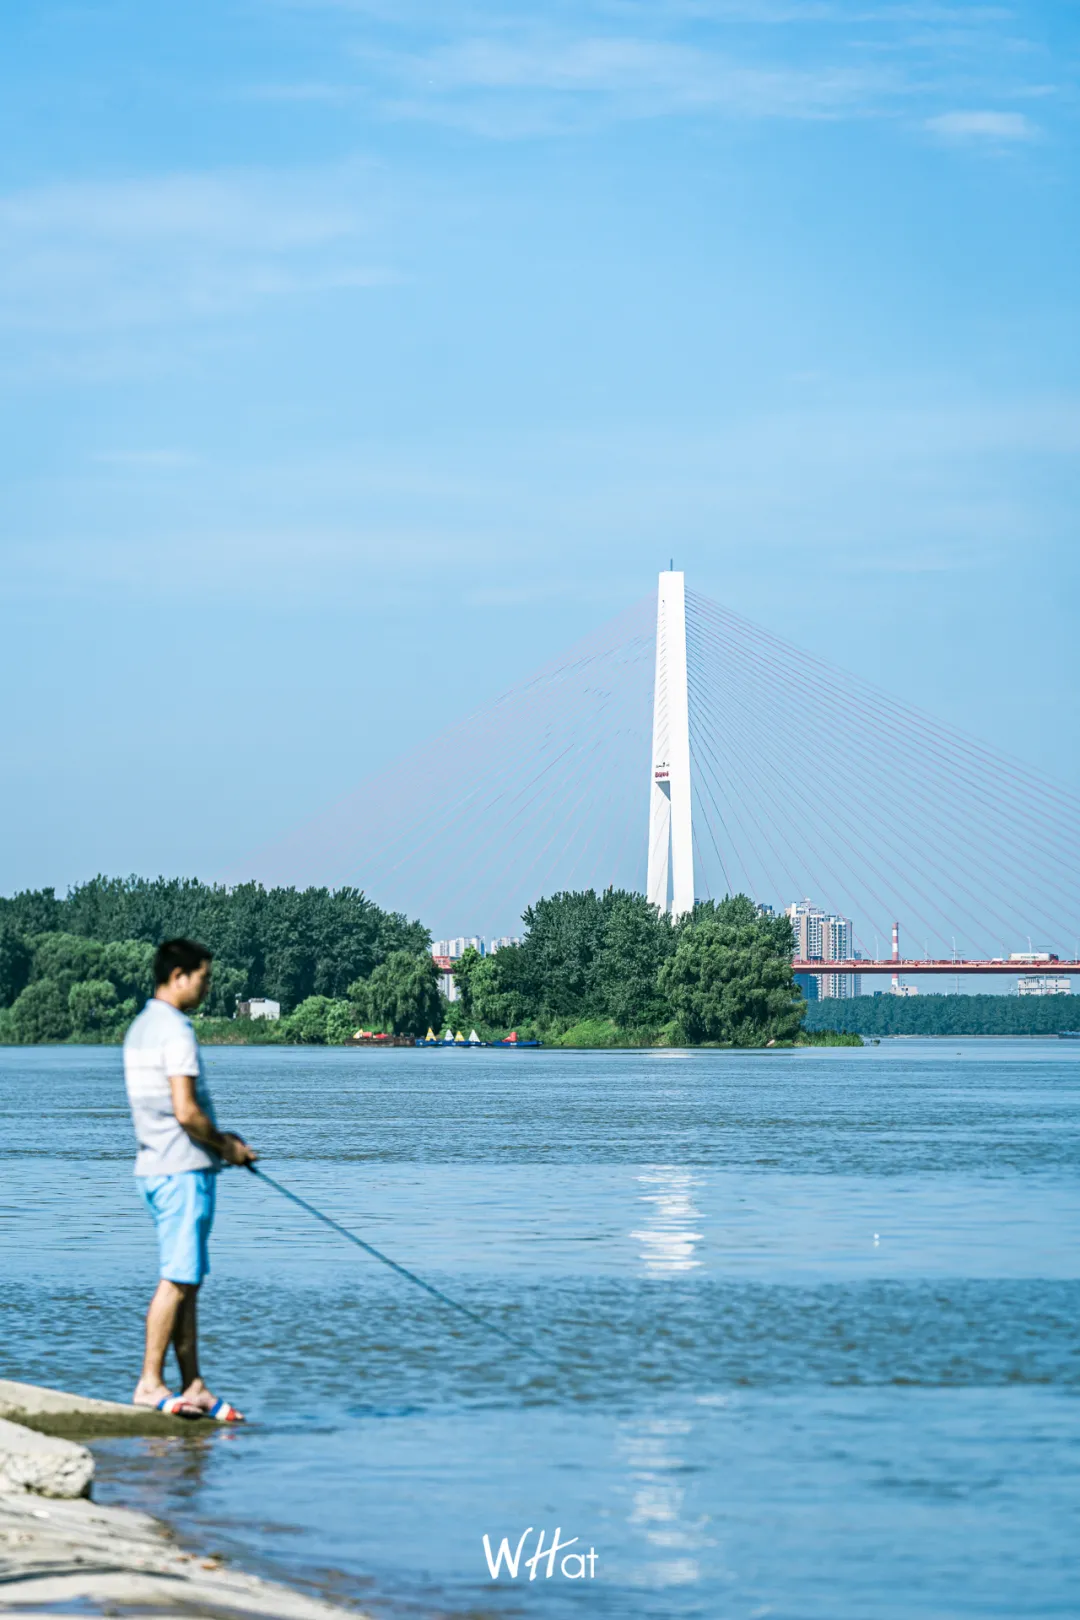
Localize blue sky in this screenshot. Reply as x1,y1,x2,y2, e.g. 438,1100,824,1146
2,0,1078,909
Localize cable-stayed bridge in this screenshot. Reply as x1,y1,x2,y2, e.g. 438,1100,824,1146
248,574,1080,978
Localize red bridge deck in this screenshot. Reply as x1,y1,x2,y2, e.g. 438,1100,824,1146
793,960,1080,976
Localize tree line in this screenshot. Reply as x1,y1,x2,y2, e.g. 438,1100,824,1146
0,876,430,1043
451,890,804,1046
0,878,808,1047
5,875,1063,1045
205,891,807,1047
804,993,1077,1038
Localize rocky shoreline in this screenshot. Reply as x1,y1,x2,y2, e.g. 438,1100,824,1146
0,1380,363,1618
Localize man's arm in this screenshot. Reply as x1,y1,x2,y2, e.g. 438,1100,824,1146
169,1075,258,1166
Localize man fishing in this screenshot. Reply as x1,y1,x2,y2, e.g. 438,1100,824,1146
123,938,257,1421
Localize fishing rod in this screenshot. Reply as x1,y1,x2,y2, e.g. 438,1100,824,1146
245,1164,556,1369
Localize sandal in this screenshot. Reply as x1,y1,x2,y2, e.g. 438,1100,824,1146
206,1397,245,1423
153,1394,204,1419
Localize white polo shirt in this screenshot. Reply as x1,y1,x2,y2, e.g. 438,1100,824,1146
123,997,220,1177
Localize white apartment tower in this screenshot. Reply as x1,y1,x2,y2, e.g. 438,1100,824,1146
787,898,861,999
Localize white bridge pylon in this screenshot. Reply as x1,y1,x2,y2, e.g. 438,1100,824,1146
647,569,695,918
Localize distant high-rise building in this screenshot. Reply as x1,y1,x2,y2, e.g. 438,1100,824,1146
431,935,524,960
821,913,851,960
786,899,861,999
431,936,483,959
1017,975,1071,997
787,899,823,961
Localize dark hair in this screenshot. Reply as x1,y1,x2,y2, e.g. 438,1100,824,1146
153,938,213,986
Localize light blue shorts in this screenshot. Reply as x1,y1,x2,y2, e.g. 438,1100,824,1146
138,1169,217,1285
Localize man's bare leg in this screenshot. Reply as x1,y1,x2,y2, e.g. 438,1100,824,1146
134,1279,190,1406
171,1284,201,1390
171,1286,246,1421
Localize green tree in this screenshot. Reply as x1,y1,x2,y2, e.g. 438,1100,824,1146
449,946,483,1021
37,875,431,1013
511,888,676,1030
461,889,676,1033
593,891,676,1028
203,963,248,1018
658,896,804,1046
0,927,31,1009
69,978,136,1038
469,949,530,1032
100,940,155,1007
284,995,339,1044
325,1000,358,1045
9,980,72,1043
0,888,63,938
518,891,608,1020
30,934,105,996
356,952,442,1036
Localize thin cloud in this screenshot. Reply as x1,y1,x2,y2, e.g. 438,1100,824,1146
605,2,1011,19
259,0,1062,138
0,163,391,333
379,35,902,128
925,109,1039,141
274,2,1012,20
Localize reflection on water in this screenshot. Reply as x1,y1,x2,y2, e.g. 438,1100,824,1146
619,1416,711,1591
632,1167,704,1275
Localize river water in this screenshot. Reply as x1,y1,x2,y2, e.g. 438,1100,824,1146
2,1040,1078,1618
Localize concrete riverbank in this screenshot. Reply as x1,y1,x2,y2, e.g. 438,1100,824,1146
0,1381,364,1617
